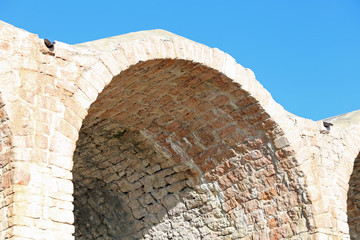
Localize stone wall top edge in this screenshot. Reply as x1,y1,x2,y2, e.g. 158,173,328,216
0,20,38,40
0,21,320,130
72,29,320,122
73,29,200,52
324,109,360,130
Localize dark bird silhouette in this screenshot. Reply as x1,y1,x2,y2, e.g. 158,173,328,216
323,121,333,128
44,39,55,50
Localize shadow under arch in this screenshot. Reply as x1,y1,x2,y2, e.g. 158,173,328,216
72,58,312,239
347,152,360,239
0,92,15,239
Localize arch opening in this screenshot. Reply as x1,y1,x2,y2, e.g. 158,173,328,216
73,119,207,239
0,93,12,239
72,59,309,239
347,153,360,239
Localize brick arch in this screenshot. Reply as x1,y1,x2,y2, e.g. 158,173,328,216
321,126,360,239
348,152,360,239
0,93,14,239
341,130,360,239
0,20,318,239
67,35,314,239
4,20,360,240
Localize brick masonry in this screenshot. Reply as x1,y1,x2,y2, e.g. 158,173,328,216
0,20,359,239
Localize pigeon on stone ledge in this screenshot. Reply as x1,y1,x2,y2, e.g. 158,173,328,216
44,39,55,51
323,121,333,128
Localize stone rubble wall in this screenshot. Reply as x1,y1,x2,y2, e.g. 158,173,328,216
0,20,359,240
291,118,360,239
0,93,13,240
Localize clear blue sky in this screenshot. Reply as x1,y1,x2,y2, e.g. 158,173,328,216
1,1,359,120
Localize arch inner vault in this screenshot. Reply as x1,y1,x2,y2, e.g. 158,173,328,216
72,59,309,239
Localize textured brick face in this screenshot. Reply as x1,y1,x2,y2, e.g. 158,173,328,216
71,60,312,239
348,154,360,240
73,121,228,239
0,93,12,239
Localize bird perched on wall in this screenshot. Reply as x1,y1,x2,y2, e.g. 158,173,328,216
323,121,333,128
44,39,55,51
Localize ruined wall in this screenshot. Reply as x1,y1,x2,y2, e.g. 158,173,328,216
0,20,360,240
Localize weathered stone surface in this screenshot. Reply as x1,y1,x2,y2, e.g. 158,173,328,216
0,20,360,240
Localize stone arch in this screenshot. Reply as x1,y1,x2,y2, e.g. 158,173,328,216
348,152,360,239
66,32,314,239
4,21,360,239
344,128,360,239
328,125,360,239
0,92,13,239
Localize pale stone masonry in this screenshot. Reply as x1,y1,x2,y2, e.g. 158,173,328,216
0,20,359,239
